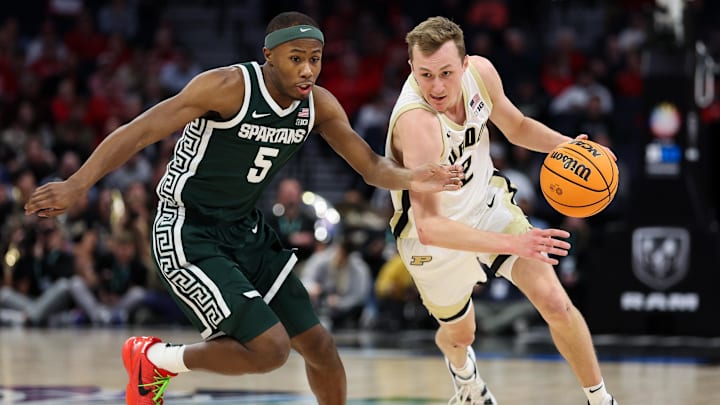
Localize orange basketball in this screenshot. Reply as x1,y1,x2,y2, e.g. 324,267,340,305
539,139,619,218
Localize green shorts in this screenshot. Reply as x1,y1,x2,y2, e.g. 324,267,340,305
151,203,319,343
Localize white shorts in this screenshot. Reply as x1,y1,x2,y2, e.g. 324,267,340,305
397,173,532,320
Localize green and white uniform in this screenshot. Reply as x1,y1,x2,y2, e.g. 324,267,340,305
152,61,318,341
385,63,532,321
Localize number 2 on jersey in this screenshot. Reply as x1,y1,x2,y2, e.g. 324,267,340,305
247,146,279,183
461,155,474,186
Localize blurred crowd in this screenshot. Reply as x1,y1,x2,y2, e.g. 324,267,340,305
1,0,719,334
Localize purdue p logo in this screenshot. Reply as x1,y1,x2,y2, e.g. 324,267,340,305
410,256,433,266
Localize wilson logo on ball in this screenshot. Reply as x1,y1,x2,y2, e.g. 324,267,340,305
547,151,592,181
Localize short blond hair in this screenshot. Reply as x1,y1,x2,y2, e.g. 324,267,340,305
406,16,466,61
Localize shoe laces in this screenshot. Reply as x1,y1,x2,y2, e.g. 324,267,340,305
448,377,492,405
140,369,173,404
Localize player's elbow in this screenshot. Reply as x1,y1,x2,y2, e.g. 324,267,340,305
503,116,529,145
416,222,436,246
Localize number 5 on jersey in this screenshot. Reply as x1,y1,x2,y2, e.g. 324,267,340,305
247,146,279,183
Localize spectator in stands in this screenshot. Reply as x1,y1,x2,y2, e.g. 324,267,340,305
119,181,155,271
266,177,318,263
2,101,51,158
69,229,148,325
353,93,391,155
97,0,139,41
550,68,613,117
159,47,202,95
495,28,541,97
319,46,382,122
11,167,39,214
63,11,107,69
0,218,76,326
373,253,432,331
103,153,152,192
24,20,68,68
302,225,372,331
52,96,95,160
575,94,616,148
147,23,181,68
333,188,389,277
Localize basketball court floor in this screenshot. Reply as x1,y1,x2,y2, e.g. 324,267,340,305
1,326,719,404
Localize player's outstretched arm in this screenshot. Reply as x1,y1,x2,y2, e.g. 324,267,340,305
395,108,571,264
311,86,463,192
25,67,244,217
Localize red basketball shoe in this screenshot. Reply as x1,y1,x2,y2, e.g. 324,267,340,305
122,336,177,405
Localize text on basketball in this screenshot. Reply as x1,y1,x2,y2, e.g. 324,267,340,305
548,151,592,181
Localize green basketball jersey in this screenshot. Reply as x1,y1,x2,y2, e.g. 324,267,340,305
156,61,314,222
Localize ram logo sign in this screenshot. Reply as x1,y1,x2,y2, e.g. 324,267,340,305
631,227,690,291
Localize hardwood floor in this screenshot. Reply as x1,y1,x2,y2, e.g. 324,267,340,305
1,327,718,404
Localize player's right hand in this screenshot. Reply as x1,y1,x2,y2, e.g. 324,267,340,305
513,227,571,266
24,180,81,217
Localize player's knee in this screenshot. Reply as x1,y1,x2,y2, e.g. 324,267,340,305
241,327,292,373
455,329,475,346
255,337,292,373
315,327,339,356
538,294,574,326
298,326,339,365
453,333,476,348
437,324,475,348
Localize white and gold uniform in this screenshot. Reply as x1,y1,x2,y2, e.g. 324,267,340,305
385,63,532,321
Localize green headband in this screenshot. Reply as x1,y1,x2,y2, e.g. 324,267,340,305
264,25,325,49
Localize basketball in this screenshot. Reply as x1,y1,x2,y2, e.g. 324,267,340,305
539,139,619,218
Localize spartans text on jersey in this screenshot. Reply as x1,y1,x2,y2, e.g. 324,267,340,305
238,123,307,144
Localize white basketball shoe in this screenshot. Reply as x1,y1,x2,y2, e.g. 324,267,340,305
445,346,498,405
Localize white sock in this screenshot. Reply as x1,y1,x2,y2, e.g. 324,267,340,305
450,353,476,380
146,342,190,373
584,379,612,405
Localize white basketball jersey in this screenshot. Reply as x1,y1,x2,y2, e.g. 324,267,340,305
386,63,495,240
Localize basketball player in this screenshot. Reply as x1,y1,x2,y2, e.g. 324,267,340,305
23,12,464,405
386,17,619,405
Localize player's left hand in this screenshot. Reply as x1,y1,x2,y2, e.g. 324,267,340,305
574,134,617,161
409,163,464,192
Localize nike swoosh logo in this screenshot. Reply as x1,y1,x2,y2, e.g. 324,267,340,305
138,363,152,396
588,384,603,394
487,195,495,208
299,27,311,32
252,111,271,119
251,224,258,234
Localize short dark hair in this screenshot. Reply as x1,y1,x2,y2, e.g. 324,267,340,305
265,11,319,35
